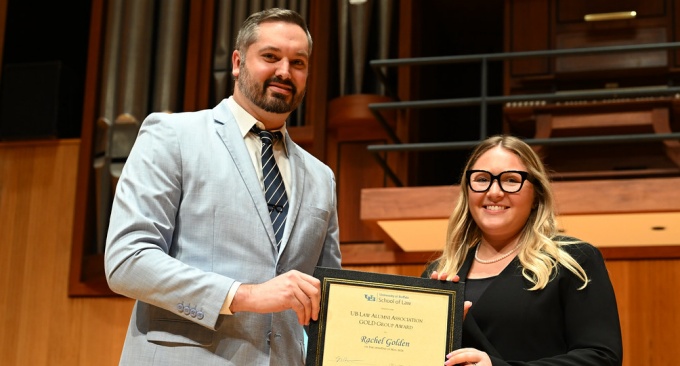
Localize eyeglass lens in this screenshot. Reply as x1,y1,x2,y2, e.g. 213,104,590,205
468,171,525,193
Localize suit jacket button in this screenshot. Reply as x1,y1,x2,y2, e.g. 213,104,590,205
190,308,197,317
183,305,190,315
197,311,204,320
177,303,184,312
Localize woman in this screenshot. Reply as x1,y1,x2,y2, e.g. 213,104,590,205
423,135,623,366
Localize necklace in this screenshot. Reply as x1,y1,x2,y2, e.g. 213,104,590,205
474,243,521,264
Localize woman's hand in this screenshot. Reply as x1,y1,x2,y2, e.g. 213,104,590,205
429,270,459,282
430,271,472,319
445,347,490,366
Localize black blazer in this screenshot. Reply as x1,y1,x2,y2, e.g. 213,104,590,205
423,240,623,365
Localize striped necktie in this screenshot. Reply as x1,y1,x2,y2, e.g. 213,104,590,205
252,126,288,251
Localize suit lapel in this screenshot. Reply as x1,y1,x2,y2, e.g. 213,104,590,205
279,135,304,255
212,102,278,252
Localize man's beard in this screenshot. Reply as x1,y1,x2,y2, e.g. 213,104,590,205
237,62,306,114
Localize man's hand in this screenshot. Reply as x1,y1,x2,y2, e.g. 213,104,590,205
230,270,321,325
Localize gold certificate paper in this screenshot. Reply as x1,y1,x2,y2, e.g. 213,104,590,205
306,267,464,366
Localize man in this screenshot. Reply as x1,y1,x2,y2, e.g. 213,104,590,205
104,8,341,365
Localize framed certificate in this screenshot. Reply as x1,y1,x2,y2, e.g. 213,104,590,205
306,267,465,366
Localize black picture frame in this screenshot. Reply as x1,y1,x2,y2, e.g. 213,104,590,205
306,267,465,366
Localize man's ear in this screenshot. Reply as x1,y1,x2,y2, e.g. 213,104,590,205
232,50,242,78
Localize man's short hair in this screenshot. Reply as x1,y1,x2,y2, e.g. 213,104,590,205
235,8,313,56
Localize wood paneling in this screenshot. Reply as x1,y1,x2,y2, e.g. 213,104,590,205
327,94,399,244
556,0,665,22
505,0,679,95
0,140,133,366
606,259,680,365
506,0,551,79
305,0,331,159
336,141,386,243
183,0,215,112
362,177,680,220
70,0,114,296
359,178,680,263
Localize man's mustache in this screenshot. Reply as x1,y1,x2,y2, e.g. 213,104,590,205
264,77,297,95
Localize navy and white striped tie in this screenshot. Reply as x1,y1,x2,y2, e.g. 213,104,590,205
253,127,288,251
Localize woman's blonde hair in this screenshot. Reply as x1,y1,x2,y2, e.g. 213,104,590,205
435,135,589,290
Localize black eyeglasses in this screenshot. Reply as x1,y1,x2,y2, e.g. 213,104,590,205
465,170,532,193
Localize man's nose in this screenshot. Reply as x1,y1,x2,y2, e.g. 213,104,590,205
276,59,291,79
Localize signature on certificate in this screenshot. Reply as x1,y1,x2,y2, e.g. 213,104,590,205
334,356,373,365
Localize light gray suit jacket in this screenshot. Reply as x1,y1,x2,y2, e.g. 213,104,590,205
104,99,342,365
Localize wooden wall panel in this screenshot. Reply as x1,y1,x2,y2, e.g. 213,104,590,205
606,259,680,366
506,0,550,79
337,141,386,243
0,140,133,366
326,94,399,244
362,177,680,219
